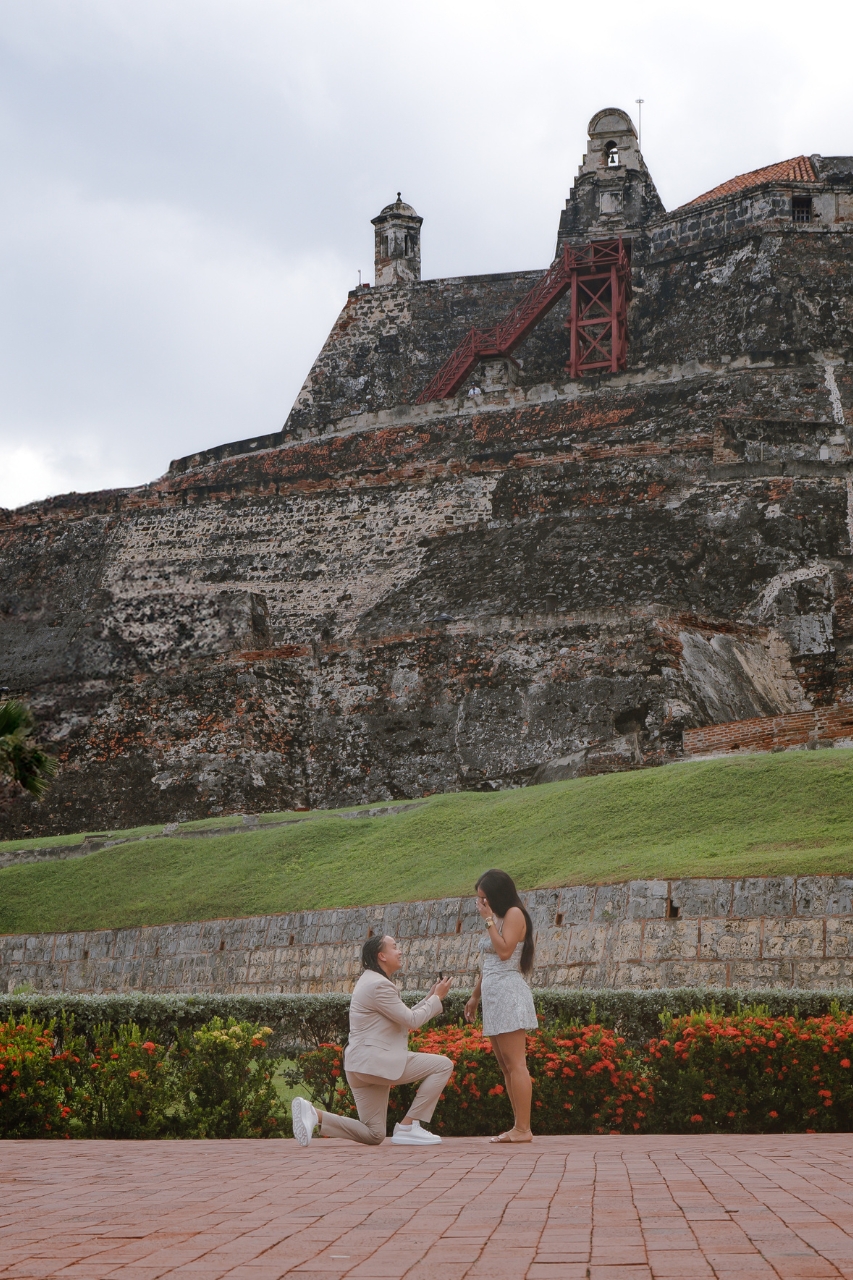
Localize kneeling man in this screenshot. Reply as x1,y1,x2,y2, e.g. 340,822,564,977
292,934,453,1146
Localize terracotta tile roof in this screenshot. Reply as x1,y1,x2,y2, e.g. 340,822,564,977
684,155,817,208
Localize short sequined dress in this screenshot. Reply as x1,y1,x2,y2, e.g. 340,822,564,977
479,914,538,1036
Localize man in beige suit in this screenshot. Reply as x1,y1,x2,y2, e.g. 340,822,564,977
292,934,453,1146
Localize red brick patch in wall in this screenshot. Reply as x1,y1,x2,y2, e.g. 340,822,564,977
684,703,853,755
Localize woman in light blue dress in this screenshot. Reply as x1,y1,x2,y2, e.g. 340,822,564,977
464,868,537,1143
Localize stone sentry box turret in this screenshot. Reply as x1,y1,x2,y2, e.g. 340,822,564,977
371,193,423,286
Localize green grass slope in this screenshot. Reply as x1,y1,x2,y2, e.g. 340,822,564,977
1,750,852,935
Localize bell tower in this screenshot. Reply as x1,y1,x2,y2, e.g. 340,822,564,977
556,108,664,251
371,194,423,287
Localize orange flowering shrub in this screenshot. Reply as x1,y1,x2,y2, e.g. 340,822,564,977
295,1043,357,1117
75,1023,175,1138
647,1008,853,1133
412,1023,650,1135
0,1016,80,1138
297,1024,650,1136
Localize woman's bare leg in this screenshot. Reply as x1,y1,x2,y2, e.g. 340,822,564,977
490,1038,516,1113
489,1030,532,1141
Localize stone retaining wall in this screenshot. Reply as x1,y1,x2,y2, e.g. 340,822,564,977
5,875,853,995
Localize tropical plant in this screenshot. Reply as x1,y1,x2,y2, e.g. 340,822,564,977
0,699,57,800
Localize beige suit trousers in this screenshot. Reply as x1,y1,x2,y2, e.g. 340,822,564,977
319,1051,453,1146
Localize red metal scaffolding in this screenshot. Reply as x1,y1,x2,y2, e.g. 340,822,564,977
415,238,630,403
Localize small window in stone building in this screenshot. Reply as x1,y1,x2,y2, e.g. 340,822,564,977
606,141,619,167
792,196,812,224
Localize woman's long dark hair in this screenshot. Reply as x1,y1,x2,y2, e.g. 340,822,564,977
476,869,535,976
362,934,389,973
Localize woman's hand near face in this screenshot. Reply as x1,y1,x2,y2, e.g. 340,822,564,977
475,894,492,919
487,905,527,960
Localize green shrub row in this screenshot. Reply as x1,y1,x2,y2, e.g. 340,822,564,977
5,988,853,1052
0,1014,291,1139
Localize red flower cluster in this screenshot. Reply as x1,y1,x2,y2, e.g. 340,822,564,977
647,1009,853,1134
0,1017,78,1138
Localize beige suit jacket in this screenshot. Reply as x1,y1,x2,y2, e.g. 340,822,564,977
344,969,443,1082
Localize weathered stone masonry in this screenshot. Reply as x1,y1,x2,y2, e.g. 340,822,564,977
5,876,853,995
1,108,852,835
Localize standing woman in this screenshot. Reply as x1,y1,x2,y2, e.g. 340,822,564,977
464,868,537,1143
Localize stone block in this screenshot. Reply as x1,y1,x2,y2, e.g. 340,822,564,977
611,961,726,990
111,929,143,961
592,884,629,922
265,915,299,947
796,877,853,917
794,959,853,988
761,918,824,959
730,960,794,987
699,919,761,960
546,965,592,989
825,918,853,957
426,899,461,937
556,885,596,924
733,878,795,917
81,931,118,961
51,933,87,964
535,928,572,970
174,922,206,954
627,880,668,920
525,889,562,924
641,920,699,962
670,878,732,919
233,917,273,950
566,923,609,965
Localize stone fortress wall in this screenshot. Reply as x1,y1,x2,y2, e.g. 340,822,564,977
1,108,852,837
5,875,853,996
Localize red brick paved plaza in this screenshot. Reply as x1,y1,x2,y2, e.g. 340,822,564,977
3,1136,853,1279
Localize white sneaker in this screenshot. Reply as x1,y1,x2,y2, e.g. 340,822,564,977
292,1096,318,1147
391,1119,442,1145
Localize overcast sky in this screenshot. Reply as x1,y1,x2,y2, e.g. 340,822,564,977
2,0,852,510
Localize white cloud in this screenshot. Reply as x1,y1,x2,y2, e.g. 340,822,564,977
0,0,851,508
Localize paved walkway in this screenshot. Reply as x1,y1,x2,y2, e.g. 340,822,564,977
3,1136,853,1279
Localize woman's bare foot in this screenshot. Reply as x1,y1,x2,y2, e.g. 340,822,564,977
489,1127,533,1143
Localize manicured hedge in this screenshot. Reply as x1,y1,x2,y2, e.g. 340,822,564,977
4,989,853,1053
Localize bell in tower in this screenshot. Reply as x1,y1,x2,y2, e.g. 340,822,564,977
371,194,423,287
556,108,664,252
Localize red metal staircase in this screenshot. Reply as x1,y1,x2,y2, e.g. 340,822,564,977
415,238,630,403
